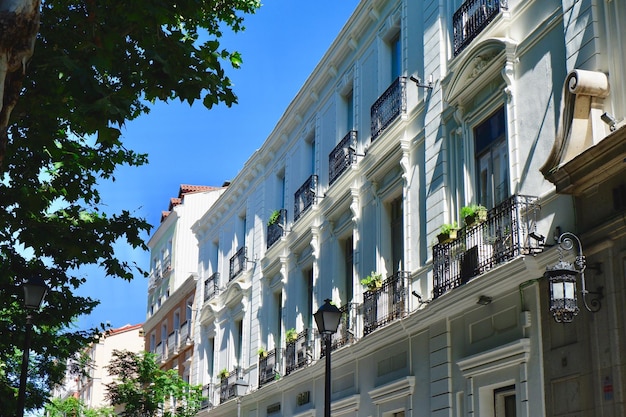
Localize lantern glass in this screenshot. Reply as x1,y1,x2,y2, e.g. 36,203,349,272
314,299,342,335
234,378,248,397
546,261,579,323
23,276,48,310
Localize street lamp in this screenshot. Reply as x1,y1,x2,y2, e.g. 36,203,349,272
545,232,603,323
17,275,48,417
234,378,248,417
314,299,342,417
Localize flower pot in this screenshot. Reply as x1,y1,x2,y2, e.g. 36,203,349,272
437,229,458,244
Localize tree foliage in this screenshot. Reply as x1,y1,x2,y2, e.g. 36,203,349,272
105,350,203,417
43,396,116,417
0,0,259,413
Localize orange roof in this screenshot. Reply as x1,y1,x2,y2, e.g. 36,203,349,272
105,323,143,336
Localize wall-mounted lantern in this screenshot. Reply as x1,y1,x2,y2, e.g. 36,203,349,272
545,232,603,323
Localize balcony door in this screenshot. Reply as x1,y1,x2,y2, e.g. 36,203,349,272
475,107,508,208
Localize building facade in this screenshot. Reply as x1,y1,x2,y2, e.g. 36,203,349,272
144,185,227,382
75,323,144,410
148,0,625,416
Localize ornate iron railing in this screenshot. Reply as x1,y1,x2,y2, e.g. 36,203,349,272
204,272,220,301
219,369,240,404
453,0,507,56
285,329,309,375
200,384,213,409
371,77,407,141
432,195,542,299
362,271,410,336
321,302,357,357
294,175,318,222
329,130,358,186
258,348,279,387
229,247,247,281
267,208,287,249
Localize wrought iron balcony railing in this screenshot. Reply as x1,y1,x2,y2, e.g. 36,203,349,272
294,175,318,222
267,208,287,249
321,302,357,357
371,77,407,141
363,271,410,336
229,247,247,281
285,329,309,375
219,369,240,404
432,195,542,299
204,272,220,301
258,348,279,387
329,130,358,186
453,0,507,56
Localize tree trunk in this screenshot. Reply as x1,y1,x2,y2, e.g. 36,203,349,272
0,0,41,167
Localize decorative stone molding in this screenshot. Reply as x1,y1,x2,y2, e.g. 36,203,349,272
541,69,610,177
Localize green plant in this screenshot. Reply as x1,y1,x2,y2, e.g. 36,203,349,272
439,221,459,235
267,209,282,226
360,271,383,290
461,204,487,225
258,347,268,357
285,328,298,343
218,368,230,379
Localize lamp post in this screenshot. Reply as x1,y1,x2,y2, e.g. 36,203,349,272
314,299,342,417
545,232,603,322
16,276,48,417
234,378,248,417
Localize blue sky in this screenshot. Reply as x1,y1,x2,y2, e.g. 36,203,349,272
75,0,361,331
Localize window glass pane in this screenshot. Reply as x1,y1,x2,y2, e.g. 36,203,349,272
391,34,401,80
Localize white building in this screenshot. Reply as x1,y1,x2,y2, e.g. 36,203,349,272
77,323,144,410
144,185,227,382
151,0,625,416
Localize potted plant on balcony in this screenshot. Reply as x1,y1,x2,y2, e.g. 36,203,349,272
461,204,487,227
360,271,383,291
285,328,298,343
267,209,281,226
437,221,459,244
258,347,268,358
218,368,229,380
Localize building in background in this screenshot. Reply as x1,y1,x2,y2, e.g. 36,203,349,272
75,323,144,410
143,184,227,384
148,0,625,416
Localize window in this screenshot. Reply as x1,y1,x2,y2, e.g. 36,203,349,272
474,107,508,208
342,235,354,303
235,319,243,367
150,333,156,353
494,386,517,417
390,197,403,273
344,88,354,132
390,33,402,81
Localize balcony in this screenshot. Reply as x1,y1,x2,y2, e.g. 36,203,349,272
363,271,410,336
229,247,247,281
321,302,357,357
258,348,279,388
219,369,240,404
179,321,190,346
155,341,166,363
371,77,407,141
204,272,220,301
294,175,318,222
432,195,542,299
285,329,309,375
453,0,507,56
167,330,179,355
329,130,358,186
266,208,287,249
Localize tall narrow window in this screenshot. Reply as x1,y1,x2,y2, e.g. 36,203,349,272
150,333,156,353
278,171,286,210
309,138,316,175
390,197,404,274
475,107,508,208
173,311,180,344
495,386,517,417
391,33,402,81
345,88,354,132
235,320,243,367
275,291,282,346
342,236,354,303
303,269,313,329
